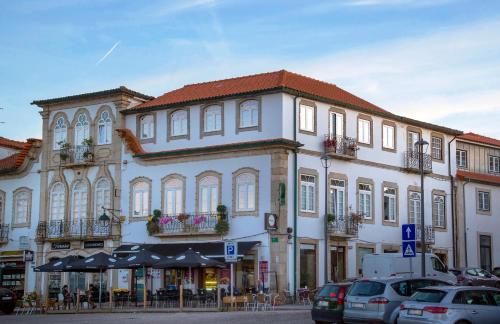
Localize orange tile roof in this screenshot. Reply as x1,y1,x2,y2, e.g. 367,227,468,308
116,129,145,155
456,170,500,186
458,132,500,147
0,138,41,174
131,70,387,113
0,136,26,150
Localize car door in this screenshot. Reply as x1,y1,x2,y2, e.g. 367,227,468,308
462,290,498,322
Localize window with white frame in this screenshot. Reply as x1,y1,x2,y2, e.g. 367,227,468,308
299,104,315,133
382,124,395,149
489,156,500,174
300,174,316,212
95,178,111,216
383,187,397,222
97,111,112,145
358,118,371,144
199,176,219,213
74,113,90,146
330,179,345,219
456,150,467,168
50,183,65,221
407,131,420,152
53,117,67,149
171,110,188,136
239,100,259,128
133,181,150,217
236,173,256,212
431,136,443,160
409,191,421,224
329,111,344,137
204,105,222,133
478,191,490,212
433,194,445,228
71,181,88,220
13,189,30,224
140,115,154,139
164,178,183,215
358,183,372,220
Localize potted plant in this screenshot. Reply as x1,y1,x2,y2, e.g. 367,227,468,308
217,204,228,220
215,218,229,235
177,213,189,223
146,209,162,235
327,213,335,223
82,137,94,161
58,141,71,161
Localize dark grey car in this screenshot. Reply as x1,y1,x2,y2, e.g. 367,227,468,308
450,267,500,288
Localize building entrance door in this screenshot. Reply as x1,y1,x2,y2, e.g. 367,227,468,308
330,246,346,283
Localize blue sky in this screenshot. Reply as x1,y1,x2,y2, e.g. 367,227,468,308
1,0,500,140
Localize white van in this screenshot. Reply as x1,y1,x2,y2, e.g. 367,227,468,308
362,253,457,284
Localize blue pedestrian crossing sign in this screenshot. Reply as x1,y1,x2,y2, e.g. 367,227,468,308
403,241,416,258
402,224,416,241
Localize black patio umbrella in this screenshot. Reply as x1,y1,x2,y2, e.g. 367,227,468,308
34,255,82,272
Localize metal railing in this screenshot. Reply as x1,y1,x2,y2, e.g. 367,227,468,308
328,216,360,237
0,224,9,243
156,213,219,235
403,151,432,173
324,135,358,159
60,145,94,164
37,218,118,241
416,224,435,245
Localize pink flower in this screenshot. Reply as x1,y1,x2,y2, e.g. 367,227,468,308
193,215,206,225
159,216,173,225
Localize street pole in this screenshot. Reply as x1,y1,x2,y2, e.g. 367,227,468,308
321,153,331,285
418,141,426,277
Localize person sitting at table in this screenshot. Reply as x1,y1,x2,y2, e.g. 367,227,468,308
87,284,97,309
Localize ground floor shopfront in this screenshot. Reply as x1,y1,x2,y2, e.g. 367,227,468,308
0,250,35,299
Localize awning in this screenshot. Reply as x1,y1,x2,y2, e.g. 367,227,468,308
113,241,260,259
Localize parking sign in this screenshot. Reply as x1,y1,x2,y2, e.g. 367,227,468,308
224,241,237,262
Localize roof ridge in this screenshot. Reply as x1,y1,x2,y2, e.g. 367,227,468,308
182,70,285,88
282,70,338,88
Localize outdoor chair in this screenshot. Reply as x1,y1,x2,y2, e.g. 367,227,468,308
254,293,269,311
244,293,255,311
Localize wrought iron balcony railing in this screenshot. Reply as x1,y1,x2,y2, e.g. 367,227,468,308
0,224,9,244
416,224,435,245
154,213,219,236
60,144,94,165
323,135,358,159
403,151,432,173
36,218,119,242
328,215,360,237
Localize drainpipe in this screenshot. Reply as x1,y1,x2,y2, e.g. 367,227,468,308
447,136,457,267
293,95,300,299
462,179,470,267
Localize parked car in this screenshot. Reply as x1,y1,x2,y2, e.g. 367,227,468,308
311,282,352,324
0,288,17,314
343,277,451,324
450,267,500,288
399,286,500,323
492,267,500,278
362,253,457,284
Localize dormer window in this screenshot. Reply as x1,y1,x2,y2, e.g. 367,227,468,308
54,117,67,149
140,115,154,140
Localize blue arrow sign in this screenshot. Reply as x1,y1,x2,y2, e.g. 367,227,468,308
402,241,416,258
402,224,416,241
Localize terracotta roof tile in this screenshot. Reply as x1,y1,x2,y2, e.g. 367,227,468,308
0,136,26,150
458,132,500,147
0,138,41,173
116,129,145,155
131,70,387,113
0,153,20,170
456,170,500,185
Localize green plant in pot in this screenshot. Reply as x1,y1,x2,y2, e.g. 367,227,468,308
58,141,71,161
146,209,162,235
82,137,94,161
215,219,229,235
327,213,335,223
216,204,228,220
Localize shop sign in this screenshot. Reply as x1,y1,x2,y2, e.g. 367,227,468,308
271,237,279,243
84,241,104,249
265,213,278,230
51,242,70,250
23,250,34,262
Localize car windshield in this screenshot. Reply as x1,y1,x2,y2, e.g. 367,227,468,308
467,268,490,277
409,289,447,303
349,281,386,297
317,285,341,298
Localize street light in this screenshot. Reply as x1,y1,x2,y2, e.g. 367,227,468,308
320,153,332,284
415,138,429,277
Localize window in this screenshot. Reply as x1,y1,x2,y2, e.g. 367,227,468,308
199,176,219,213
453,290,493,305
50,183,65,221
133,181,150,217
384,187,397,222
382,124,395,150
330,179,345,219
480,235,492,271
74,113,90,146
300,175,316,212
239,100,259,128
97,111,112,145
140,115,154,139
456,150,467,168
358,183,372,220
299,104,315,133
204,105,222,133
171,110,188,137
407,131,420,152
431,136,443,160
478,191,490,212
358,118,371,144
13,189,30,225
236,173,256,212
432,194,445,228
409,191,421,224
53,117,67,149
489,156,500,173
164,178,183,215
71,181,87,220
329,111,344,137
95,179,111,216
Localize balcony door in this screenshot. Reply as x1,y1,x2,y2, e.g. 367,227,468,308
71,181,88,236
329,112,344,138
407,131,420,152
330,179,345,220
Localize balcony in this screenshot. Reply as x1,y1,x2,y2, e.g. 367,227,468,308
323,135,358,160
416,224,435,245
0,224,8,244
328,215,360,237
36,218,120,242
153,213,220,237
403,151,432,173
60,145,94,166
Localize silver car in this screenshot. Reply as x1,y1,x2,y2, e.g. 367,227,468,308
399,286,500,324
343,277,451,323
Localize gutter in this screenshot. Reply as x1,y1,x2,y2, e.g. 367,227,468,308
447,135,457,267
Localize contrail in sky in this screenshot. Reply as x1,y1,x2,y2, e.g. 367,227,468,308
96,41,120,65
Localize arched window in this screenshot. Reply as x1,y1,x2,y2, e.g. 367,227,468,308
71,181,88,220
95,178,111,216
164,178,183,215
171,110,188,136
97,111,112,145
199,176,218,213
239,100,259,128
50,183,66,221
13,189,30,225
74,113,90,145
236,173,256,212
204,105,222,132
54,117,67,149
409,191,421,224
132,181,149,217
140,115,154,139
